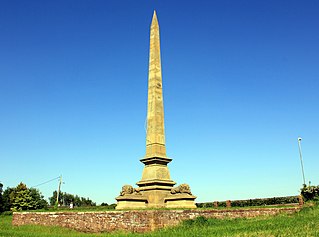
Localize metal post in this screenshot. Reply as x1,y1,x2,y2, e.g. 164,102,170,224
297,137,306,186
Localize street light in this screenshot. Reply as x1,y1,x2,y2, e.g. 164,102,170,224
297,137,306,186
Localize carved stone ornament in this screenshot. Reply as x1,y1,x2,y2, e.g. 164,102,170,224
171,184,192,195
120,185,141,196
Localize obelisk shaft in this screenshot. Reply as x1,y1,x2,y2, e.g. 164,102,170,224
145,11,166,158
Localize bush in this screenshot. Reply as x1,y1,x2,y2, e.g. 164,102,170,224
197,196,299,208
218,201,227,207
203,203,213,208
108,203,116,209
301,185,319,201
1,211,13,216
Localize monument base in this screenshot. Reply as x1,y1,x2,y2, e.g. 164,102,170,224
165,194,197,208
115,195,148,209
115,184,196,210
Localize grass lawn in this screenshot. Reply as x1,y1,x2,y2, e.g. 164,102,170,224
0,204,318,237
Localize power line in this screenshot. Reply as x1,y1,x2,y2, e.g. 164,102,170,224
31,176,60,188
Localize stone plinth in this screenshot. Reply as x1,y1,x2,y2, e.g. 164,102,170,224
115,195,148,209
165,194,197,208
116,183,196,209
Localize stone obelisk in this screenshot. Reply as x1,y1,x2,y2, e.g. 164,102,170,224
137,11,175,191
116,11,196,209
145,10,167,159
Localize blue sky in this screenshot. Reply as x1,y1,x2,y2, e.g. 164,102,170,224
1,0,318,204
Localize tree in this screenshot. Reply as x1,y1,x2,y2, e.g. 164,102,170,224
49,191,96,207
10,183,33,210
49,191,58,206
301,184,319,201
0,182,3,212
29,188,48,209
2,182,48,211
2,187,14,212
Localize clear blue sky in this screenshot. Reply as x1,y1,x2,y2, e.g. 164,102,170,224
1,0,318,205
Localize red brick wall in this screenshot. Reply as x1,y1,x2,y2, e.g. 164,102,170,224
12,207,300,233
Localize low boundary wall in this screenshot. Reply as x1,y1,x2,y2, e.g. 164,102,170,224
12,207,300,233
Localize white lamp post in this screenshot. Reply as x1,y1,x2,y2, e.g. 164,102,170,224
297,137,306,186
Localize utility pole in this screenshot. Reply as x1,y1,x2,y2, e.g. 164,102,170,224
55,175,62,207
297,137,306,186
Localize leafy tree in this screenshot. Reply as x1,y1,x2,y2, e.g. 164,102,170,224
48,191,74,206
2,187,14,211
10,183,33,210
29,188,48,209
49,191,59,206
49,191,96,207
301,184,319,201
0,182,3,212
1,182,48,211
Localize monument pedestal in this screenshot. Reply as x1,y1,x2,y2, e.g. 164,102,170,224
165,194,197,208
115,195,148,209
116,156,196,210
115,186,196,209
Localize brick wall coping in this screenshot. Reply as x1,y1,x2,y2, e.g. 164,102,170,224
14,206,300,214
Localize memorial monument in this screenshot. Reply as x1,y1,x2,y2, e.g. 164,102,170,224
116,11,196,209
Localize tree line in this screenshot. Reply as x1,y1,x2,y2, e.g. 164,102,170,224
49,190,96,207
0,182,97,213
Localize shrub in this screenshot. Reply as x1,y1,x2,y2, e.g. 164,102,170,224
301,185,319,201
1,211,12,216
218,201,227,207
197,196,299,208
108,203,116,209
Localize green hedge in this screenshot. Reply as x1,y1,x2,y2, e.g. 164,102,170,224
301,185,319,201
196,196,299,208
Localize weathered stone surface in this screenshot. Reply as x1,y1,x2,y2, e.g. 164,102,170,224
12,207,300,233
171,184,192,195
298,195,304,206
115,195,148,209
116,11,196,209
145,10,166,158
165,197,197,209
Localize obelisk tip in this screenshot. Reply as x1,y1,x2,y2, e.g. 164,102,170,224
152,10,158,24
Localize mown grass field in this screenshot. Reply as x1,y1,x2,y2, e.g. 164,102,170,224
0,204,318,237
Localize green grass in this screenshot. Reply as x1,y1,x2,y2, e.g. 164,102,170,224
1,204,318,237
